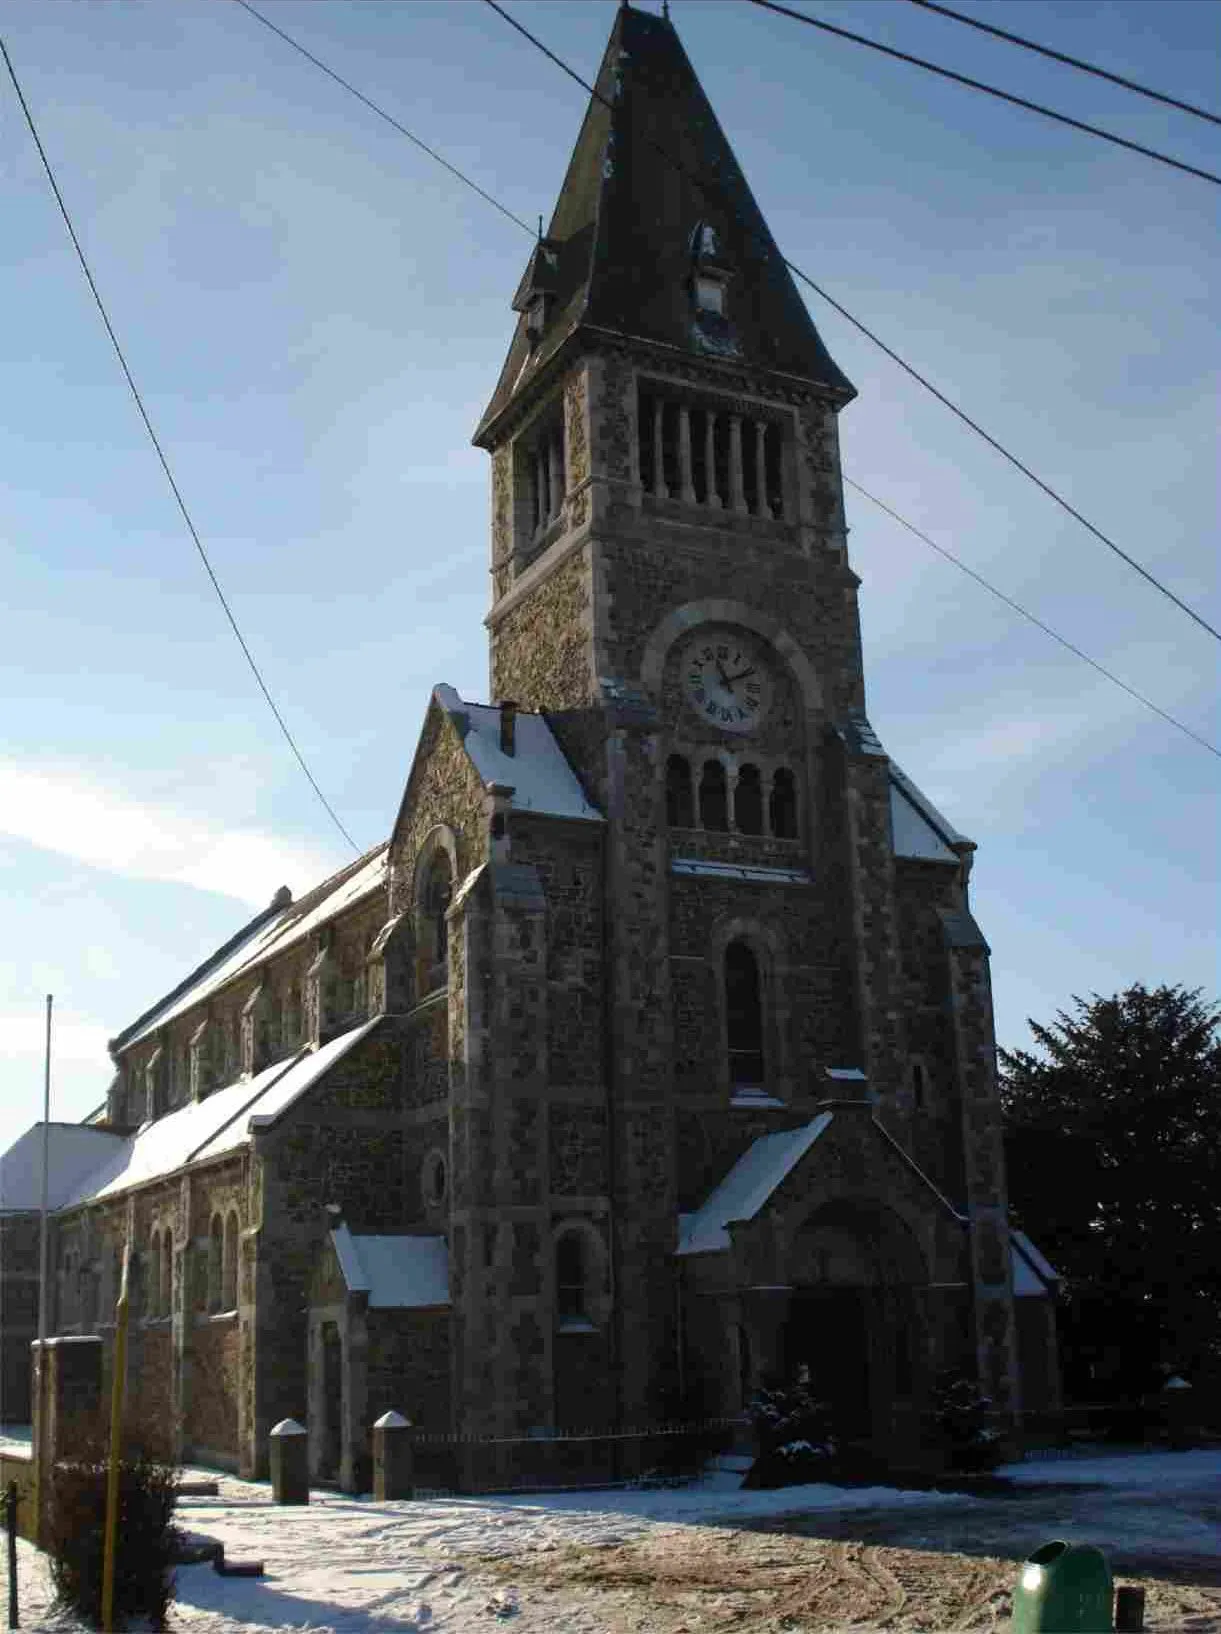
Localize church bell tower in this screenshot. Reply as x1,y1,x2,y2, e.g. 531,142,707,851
472,2,1023,1436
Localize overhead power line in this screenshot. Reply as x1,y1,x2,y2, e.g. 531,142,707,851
483,0,1221,648
781,262,1221,648
216,2,1218,758
232,0,536,238
745,0,1221,188
905,0,1221,129
0,36,361,855
843,478,1219,761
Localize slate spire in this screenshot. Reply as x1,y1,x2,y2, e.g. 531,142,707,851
476,3,854,445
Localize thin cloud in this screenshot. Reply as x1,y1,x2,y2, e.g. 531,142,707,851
0,761,342,908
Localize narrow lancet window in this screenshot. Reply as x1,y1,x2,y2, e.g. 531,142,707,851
421,854,453,992
770,768,798,839
556,1232,588,1324
735,765,763,835
665,755,695,827
699,760,729,831
725,941,764,1087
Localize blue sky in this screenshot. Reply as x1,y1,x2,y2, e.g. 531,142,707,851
1,0,1217,1134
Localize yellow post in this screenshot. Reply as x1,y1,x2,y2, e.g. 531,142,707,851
101,1243,130,1634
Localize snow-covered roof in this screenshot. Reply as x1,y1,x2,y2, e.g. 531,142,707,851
1012,1229,1060,1296
677,1115,833,1255
433,685,602,822
120,847,389,1050
888,763,969,862
331,1225,450,1308
201,1019,382,1157
889,783,958,863
0,1124,123,1213
59,1020,380,1209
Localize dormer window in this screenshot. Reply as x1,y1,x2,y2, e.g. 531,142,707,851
512,236,561,353
689,220,732,325
694,274,726,316
526,293,551,345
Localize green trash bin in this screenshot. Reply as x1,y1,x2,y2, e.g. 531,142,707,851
1012,1540,1113,1632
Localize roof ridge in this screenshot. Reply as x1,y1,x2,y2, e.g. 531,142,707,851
274,839,388,928
110,891,290,1055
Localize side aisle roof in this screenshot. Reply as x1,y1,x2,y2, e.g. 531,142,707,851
58,1019,380,1211
115,845,389,1053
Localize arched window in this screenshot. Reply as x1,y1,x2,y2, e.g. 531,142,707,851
725,940,764,1087
911,1061,927,1111
665,755,694,827
222,1211,239,1310
284,983,302,1049
699,760,729,831
556,1231,591,1328
769,767,798,839
734,765,763,835
148,1234,161,1320
208,1215,224,1313
420,853,453,993
160,1229,173,1318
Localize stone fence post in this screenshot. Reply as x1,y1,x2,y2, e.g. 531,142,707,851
372,1411,413,1500
269,1419,309,1505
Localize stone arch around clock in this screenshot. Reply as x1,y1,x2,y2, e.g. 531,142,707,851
640,599,824,721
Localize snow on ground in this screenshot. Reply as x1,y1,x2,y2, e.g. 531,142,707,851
5,1451,1219,1632
6,1467,974,1633
1002,1447,1221,1488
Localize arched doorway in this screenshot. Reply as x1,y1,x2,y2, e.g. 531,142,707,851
782,1201,928,1456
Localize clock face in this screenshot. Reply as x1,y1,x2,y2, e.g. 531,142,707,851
682,634,773,733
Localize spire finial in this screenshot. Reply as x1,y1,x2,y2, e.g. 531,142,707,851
662,0,671,16
537,215,544,243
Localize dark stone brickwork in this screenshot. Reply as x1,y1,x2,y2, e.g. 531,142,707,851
187,1319,240,1458
549,1105,607,1197
489,544,595,712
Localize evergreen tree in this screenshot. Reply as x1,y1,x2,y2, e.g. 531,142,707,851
1000,984,1221,1392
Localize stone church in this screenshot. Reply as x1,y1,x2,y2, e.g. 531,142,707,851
4,2,1060,1489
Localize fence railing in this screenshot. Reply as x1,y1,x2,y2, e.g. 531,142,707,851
403,1417,744,1497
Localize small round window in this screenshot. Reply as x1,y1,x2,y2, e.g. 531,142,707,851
422,1150,448,1209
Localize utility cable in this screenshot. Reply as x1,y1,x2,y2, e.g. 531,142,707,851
484,0,1221,647
843,477,1220,761
745,0,1221,188
904,0,1221,129
0,36,362,854
229,1,1217,759
783,263,1221,648
232,0,536,238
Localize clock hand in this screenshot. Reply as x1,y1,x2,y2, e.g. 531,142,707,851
725,667,756,684
715,660,734,691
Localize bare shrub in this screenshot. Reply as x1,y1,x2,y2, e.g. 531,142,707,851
47,1424,181,1630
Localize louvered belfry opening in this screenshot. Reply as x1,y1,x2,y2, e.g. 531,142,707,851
638,387,784,519
529,412,566,537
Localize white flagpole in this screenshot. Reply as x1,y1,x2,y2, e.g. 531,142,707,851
32,994,52,1545
37,994,52,1350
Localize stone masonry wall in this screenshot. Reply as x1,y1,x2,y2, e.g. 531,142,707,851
247,1022,410,1474
489,543,596,713
894,859,969,1204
